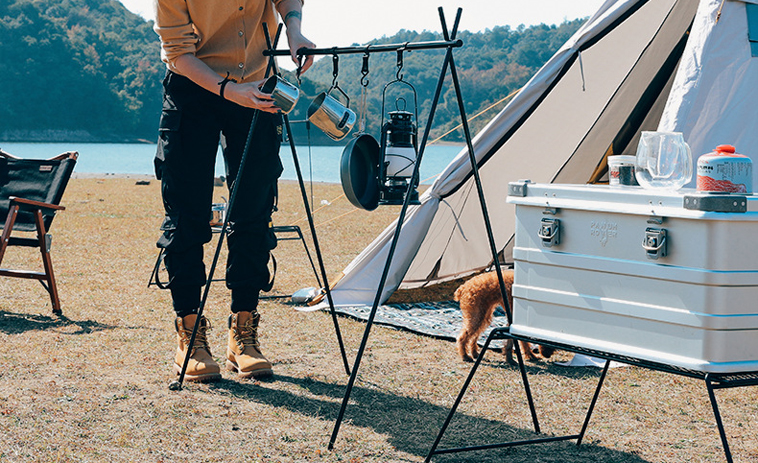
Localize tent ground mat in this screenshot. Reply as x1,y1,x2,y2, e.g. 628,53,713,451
328,301,508,348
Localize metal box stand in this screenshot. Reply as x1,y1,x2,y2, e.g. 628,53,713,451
426,327,758,462
425,182,758,462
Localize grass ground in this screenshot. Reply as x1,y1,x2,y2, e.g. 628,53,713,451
1,177,757,462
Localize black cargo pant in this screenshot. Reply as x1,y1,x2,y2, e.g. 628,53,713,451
155,71,283,317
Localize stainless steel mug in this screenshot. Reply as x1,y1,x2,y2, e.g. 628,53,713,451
261,75,300,114
307,89,356,141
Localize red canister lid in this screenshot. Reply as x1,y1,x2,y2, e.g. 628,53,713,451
715,144,736,154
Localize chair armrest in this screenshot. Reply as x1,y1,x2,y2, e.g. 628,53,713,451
48,151,79,161
9,196,65,211
0,148,21,160
0,150,78,161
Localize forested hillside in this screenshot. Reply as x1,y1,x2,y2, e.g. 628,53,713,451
0,0,163,141
0,0,585,143
292,21,584,143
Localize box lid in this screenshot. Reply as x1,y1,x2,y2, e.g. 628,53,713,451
506,181,756,219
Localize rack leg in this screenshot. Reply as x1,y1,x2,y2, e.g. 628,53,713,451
577,359,610,445
424,331,496,462
444,4,543,436
282,115,351,377
511,332,541,434
294,226,323,288
705,375,733,463
171,108,261,390
328,8,464,450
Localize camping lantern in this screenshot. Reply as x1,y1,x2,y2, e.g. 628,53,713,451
379,109,420,205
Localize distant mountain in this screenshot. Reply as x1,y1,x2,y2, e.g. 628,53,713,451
0,0,586,143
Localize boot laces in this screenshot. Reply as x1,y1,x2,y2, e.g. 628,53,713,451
180,318,212,356
237,316,260,349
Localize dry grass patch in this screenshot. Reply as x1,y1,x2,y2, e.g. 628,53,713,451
1,177,757,462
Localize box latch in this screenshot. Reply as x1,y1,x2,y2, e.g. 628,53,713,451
538,218,560,247
642,227,667,259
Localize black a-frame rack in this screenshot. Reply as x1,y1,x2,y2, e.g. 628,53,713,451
264,7,529,450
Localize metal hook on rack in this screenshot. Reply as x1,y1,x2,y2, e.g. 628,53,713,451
296,53,305,87
360,49,370,88
394,43,410,81
331,52,340,90
357,50,371,133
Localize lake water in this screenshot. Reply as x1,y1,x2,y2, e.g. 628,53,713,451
0,141,463,185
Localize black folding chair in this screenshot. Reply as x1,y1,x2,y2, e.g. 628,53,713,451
0,149,78,314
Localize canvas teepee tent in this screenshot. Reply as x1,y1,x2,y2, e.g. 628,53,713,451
319,0,758,308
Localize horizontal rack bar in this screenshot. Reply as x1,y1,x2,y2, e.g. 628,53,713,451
263,39,463,57
501,328,758,385
433,434,582,456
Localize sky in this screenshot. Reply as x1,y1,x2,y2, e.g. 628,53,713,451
120,1,606,48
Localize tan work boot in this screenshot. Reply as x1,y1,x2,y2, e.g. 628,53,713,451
174,314,222,382
227,311,273,379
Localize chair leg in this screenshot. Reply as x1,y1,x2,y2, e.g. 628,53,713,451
0,204,20,262
33,210,62,315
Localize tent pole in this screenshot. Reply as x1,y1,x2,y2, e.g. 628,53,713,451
328,8,463,450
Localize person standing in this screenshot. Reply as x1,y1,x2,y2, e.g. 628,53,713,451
153,0,314,381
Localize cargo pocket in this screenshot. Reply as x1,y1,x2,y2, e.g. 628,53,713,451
156,215,179,250
155,107,182,180
265,223,278,251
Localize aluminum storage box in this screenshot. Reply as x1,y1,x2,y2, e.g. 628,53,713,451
506,181,758,373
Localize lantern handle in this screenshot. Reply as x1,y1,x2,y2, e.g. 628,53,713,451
380,77,419,135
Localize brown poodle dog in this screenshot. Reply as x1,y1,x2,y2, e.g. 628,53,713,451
454,270,555,364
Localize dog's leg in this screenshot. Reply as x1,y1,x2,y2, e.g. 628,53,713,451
538,344,556,359
468,336,480,360
456,332,474,362
504,339,515,365
519,340,539,362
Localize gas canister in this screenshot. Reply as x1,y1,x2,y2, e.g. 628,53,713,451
696,145,752,193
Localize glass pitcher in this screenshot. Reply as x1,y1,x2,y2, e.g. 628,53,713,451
634,131,692,190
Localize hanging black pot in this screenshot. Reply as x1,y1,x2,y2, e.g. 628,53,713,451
340,133,381,211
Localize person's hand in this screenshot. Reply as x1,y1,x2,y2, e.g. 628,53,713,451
286,29,316,73
223,79,279,112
